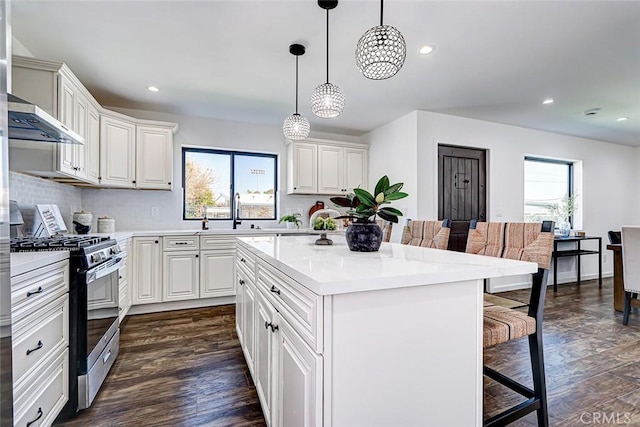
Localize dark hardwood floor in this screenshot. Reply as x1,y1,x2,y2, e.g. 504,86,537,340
57,278,640,426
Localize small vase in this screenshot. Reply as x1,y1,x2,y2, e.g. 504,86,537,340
558,220,571,238
345,222,383,252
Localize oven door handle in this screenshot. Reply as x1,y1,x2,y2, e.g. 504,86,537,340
87,257,124,284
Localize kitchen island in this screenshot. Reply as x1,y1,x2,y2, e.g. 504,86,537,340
235,235,537,427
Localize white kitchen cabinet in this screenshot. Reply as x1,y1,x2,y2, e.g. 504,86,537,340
10,258,70,425
242,277,257,378
100,113,136,188
163,251,200,302
287,139,368,195
287,142,317,194
200,249,236,298
136,125,174,190
235,270,246,347
58,76,77,176
274,312,322,427
86,102,101,184
255,290,277,426
117,237,131,322
131,237,162,305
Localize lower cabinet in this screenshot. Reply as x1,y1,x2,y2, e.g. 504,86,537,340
237,248,323,427
163,251,200,302
131,236,162,305
200,249,236,298
10,259,70,426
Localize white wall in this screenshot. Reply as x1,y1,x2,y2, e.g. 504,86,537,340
363,111,418,243
81,108,361,231
368,109,638,291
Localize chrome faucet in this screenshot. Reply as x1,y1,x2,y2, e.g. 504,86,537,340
233,193,242,229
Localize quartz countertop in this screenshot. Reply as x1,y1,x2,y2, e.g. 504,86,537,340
10,251,70,277
127,228,324,237
237,235,538,295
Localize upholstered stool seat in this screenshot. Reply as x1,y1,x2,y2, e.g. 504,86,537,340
483,306,536,348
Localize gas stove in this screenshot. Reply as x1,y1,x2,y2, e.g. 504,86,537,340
10,235,120,269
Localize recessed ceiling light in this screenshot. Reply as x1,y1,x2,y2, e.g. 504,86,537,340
616,117,629,122
542,99,554,105
419,45,435,55
147,86,159,92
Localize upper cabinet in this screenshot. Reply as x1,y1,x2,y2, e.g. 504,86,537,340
9,55,178,190
287,139,368,195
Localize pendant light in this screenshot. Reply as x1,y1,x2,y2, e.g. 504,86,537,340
283,44,310,141
310,0,345,119
355,0,406,80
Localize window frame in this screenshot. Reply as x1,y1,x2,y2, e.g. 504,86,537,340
523,156,574,226
182,147,278,221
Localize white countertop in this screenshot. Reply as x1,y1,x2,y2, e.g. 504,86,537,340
237,235,538,295
10,251,70,277
127,228,323,237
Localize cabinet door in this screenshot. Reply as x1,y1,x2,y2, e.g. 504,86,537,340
236,273,246,346
131,237,162,305
73,93,88,180
136,126,173,190
288,142,317,194
242,280,257,377
317,145,344,194
86,103,101,184
200,249,235,298
57,77,76,176
344,148,367,193
255,291,277,426
100,115,136,188
274,314,322,427
163,251,199,302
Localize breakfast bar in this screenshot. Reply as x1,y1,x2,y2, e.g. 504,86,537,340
235,235,537,427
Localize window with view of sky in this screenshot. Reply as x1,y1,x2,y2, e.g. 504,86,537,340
524,157,572,224
183,148,277,220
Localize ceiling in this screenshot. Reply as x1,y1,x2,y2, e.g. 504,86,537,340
11,1,640,146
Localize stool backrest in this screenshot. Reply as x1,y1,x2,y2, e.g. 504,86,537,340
401,219,451,250
465,221,505,257
376,219,393,243
502,222,555,270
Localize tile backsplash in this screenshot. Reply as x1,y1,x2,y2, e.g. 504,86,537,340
9,172,83,236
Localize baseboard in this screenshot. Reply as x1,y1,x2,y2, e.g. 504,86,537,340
128,296,236,315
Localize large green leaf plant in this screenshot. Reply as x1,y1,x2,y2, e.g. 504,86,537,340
330,175,408,223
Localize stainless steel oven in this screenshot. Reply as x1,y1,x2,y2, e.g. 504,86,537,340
77,250,122,410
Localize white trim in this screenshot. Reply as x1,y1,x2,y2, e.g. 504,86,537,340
128,296,235,315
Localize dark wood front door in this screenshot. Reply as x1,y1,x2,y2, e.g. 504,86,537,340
438,145,487,251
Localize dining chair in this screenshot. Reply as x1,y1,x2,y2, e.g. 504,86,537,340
621,226,640,325
400,219,451,249
375,219,393,243
465,220,505,257
608,230,622,245
483,221,554,427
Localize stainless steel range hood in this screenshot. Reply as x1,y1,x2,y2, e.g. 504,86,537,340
8,94,84,145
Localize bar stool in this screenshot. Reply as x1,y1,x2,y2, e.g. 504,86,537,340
400,219,451,249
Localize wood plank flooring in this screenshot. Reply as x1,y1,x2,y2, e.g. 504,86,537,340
56,278,640,426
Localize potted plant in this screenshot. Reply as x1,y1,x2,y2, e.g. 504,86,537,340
552,194,578,238
279,212,302,229
331,175,408,252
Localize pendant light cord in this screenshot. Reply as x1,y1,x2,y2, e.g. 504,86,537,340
295,55,299,114
380,0,384,26
326,8,330,83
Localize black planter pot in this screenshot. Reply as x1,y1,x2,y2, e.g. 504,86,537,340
345,222,383,252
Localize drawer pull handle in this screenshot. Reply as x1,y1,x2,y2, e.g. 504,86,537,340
103,350,112,364
238,279,245,286
26,287,43,298
240,257,246,263
26,340,44,356
270,323,279,333
270,285,281,295
26,407,43,427
175,242,189,245
264,321,270,330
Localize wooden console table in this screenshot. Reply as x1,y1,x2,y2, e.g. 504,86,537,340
553,236,602,292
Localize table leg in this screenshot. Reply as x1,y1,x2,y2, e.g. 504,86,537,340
577,240,581,286
598,238,602,288
554,240,558,292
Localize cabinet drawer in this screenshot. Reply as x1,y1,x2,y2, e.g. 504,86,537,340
14,348,69,427
163,235,199,251
11,260,69,324
13,294,69,389
237,245,256,277
200,235,237,250
256,260,323,353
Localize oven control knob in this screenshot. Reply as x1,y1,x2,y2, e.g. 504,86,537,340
91,254,98,263
110,247,120,255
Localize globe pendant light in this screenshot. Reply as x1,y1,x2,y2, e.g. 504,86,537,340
355,0,406,80
310,0,345,119
283,44,310,140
